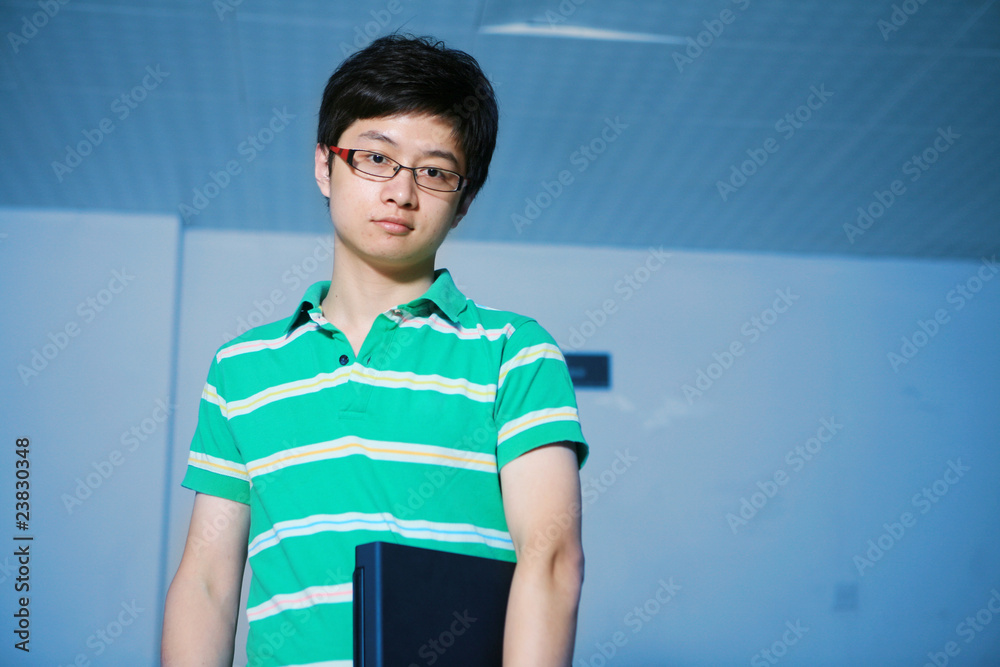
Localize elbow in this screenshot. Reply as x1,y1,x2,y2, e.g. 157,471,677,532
518,534,585,602
564,542,585,596
556,545,584,605
548,541,584,609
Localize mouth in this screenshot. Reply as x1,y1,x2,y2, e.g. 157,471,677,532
373,217,414,234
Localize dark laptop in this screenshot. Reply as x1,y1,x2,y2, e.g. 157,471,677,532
353,541,516,667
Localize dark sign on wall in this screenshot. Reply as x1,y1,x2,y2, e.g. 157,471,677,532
564,353,610,389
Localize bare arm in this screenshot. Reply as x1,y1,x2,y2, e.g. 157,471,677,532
162,491,250,667
500,443,584,667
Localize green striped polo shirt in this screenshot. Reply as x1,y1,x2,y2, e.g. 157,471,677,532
182,268,588,667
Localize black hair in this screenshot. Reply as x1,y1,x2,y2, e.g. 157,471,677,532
317,34,499,205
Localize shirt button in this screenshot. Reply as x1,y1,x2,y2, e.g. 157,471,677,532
391,308,402,317
339,355,349,366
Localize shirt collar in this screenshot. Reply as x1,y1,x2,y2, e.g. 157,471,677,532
284,280,329,334
284,268,467,334
407,268,467,321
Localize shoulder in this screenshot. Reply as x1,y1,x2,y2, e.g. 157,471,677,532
210,280,327,366
430,269,557,346
453,302,566,376
458,300,556,345
210,310,303,369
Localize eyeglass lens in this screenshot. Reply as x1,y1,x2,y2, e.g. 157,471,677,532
351,150,462,192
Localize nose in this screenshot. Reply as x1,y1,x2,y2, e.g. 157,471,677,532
380,167,418,208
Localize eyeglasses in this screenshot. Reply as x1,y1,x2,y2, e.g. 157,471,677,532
328,146,466,193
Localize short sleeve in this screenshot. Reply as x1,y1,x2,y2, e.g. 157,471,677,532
181,355,251,504
494,319,588,469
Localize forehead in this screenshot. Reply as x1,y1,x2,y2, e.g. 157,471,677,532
340,113,465,169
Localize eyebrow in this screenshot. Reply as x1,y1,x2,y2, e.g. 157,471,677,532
356,130,462,169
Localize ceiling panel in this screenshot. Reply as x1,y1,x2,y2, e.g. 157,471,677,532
0,0,996,259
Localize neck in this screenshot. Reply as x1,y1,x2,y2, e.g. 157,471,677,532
320,249,435,333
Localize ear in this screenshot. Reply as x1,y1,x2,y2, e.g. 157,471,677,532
451,190,476,228
314,144,332,198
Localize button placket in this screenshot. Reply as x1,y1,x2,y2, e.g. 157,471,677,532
340,309,401,414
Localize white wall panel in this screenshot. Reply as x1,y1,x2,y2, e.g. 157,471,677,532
0,208,179,665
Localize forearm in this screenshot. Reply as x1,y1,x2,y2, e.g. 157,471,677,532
161,568,241,667
502,549,584,666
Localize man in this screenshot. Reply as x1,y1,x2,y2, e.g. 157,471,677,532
163,34,588,666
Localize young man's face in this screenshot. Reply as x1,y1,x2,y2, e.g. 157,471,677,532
314,113,473,274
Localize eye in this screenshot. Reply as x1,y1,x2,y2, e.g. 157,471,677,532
353,151,396,175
